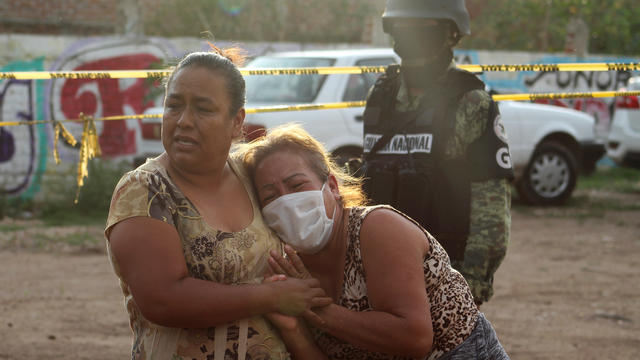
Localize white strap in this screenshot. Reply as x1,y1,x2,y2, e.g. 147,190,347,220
148,327,181,360
238,318,249,360
214,324,228,359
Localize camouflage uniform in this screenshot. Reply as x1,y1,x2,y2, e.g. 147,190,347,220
394,63,511,303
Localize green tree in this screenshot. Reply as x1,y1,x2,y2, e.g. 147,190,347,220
143,0,640,55
463,0,640,55
144,0,373,43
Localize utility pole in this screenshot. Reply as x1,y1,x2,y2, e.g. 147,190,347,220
118,0,144,37
564,6,589,57
540,0,551,51
368,0,389,46
275,0,288,41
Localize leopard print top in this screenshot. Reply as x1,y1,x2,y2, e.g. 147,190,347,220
312,205,478,360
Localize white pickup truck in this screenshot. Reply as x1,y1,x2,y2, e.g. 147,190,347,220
139,48,605,205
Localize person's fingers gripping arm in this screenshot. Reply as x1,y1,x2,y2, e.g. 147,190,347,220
108,217,330,328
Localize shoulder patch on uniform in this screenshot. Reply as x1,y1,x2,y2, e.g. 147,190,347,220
461,89,491,105
493,114,508,143
496,147,512,169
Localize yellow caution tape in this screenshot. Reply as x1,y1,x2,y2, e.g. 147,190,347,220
241,66,388,76
462,62,640,73
52,121,77,164
492,90,640,102
245,101,367,113
1,62,640,80
74,113,101,203
2,88,638,200
1,90,640,129
58,122,78,146
0,113,161,127
0,70,171,80
0,119,51,126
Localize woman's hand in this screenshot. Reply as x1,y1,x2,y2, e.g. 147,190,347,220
267,245,331,325
268,276,332,317
262,274,301,331
262,276,330,360
269,245,312,279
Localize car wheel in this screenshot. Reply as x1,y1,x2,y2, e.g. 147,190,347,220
516,141,578,206
332,147,362,170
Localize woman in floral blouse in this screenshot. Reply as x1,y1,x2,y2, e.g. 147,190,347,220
105,46,330,360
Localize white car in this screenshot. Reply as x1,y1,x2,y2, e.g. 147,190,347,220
131,106,166,167
498,99,604,205
138,49,605,205
607,76,640,168
244,48,399,165
243,49,604,205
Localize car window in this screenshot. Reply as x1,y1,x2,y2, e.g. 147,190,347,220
245,57,335,104
342,57,397,102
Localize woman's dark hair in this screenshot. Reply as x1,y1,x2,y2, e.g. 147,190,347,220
165,42,247,116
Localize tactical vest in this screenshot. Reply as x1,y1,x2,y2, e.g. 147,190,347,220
362,65,510,262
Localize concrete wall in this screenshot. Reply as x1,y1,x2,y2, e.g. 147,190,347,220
0,33,637,200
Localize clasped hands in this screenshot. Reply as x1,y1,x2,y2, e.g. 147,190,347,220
263,245,332,330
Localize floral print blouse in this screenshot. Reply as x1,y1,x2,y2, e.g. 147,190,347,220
105,155,289,360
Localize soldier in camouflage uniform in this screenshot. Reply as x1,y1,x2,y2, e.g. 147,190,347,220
360,0,513,305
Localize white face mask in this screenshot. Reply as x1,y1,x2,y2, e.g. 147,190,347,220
262,182,336,254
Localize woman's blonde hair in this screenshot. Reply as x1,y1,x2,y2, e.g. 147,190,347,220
239,123,368,207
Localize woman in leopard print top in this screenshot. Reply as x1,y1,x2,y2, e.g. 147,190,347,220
240,124,509,360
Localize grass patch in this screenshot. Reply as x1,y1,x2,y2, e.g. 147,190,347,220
34,232,102,247
38,159,130,226
25,230,104,251
60,232,101,247
568,194,640,211
40,208,107,227
512,166,640,220
577,166,640,193
0,224,27,232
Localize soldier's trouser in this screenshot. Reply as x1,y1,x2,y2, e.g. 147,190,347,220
452,179,511,304
451,234,507,304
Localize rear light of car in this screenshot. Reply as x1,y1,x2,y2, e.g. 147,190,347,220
141,122,162,139
615,95,639,109
243,124,266,142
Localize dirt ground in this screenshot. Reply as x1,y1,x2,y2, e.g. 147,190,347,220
1,190,639,360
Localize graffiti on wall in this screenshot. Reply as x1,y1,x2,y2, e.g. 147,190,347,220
456,50,638,132
0,58,48,199
523,55,635,130
47,37,176,161
1,38,178,199
3,37,639,200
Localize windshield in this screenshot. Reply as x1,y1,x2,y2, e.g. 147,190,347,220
245,57,335,104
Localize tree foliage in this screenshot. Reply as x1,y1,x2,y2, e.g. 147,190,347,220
463,0,640,55
143,0,373,43
143,0,640,55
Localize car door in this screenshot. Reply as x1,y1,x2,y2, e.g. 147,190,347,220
341,57,398,137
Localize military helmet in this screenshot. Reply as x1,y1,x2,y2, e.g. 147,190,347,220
382,0,471,36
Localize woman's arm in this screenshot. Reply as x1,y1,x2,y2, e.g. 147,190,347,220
108,216,331,328
271,210,434,358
